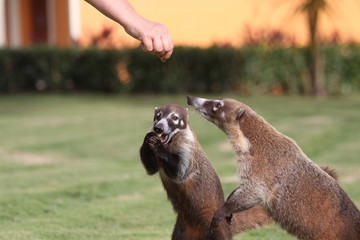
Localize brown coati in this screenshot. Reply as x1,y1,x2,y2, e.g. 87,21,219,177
187,96,360,240
139,104,272,240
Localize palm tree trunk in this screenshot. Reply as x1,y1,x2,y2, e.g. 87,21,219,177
307,6,326,96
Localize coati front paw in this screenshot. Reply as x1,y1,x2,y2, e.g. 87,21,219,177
143,132,159,148
210,208,233,233
145,132,165,155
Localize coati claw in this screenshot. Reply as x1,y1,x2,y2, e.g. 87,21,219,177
225,213,233,224
144,132,161,149
210,207,233,232
210,218,220,233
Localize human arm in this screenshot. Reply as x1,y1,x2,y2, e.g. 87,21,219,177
85,0,173,62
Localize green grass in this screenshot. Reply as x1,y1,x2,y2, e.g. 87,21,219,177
0,93,359,240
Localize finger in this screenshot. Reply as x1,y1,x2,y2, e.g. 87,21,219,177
141,37,153,52
159,36,173,62
160,49,173,62
149,136,158,143
162,35,173,53
152,37,164,54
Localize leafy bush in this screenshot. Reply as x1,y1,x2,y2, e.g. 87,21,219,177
0,45,359,94
0,47,123,93
72,48,124,92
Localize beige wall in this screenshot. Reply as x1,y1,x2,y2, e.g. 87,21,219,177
80,0,360,47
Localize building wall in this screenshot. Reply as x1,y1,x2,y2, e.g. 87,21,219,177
1,0,360,48
80,0,360,47
54,0,70,46
1,0,71,47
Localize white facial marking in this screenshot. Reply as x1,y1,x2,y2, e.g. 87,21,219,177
180,120,184,126
157,118,170,134
195,97,207,105
169,112,180,125
191,97,208,109
213,100,224,112
156,111,162,119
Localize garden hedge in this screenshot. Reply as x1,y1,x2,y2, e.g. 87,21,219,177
0,45,359,94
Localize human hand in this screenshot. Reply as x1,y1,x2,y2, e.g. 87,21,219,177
125,18,173,62
85,0,173,62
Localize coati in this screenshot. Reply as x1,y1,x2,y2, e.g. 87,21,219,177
187,96,360,240
139,104,272,240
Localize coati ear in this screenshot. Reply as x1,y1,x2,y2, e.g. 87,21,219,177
154,107,159,114
235,108,245,121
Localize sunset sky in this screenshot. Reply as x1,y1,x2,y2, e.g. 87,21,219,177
80,0,360,47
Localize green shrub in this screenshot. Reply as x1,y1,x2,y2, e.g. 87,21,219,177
72,48,124,93
0,45,360,94
239,46,307,94
0,47,77,92
0,47,124,93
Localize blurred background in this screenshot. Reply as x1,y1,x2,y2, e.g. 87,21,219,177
2,0,360,47
0,1,360,239
1,0,360,95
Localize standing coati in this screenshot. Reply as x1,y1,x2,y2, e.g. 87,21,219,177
187,96,360,240
139,104,272,240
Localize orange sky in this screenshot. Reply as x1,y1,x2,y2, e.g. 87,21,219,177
80,0,360,48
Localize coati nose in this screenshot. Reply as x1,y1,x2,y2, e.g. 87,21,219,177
154,124,164,134
187,96,194,106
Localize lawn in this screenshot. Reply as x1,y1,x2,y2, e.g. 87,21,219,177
0,94,359,240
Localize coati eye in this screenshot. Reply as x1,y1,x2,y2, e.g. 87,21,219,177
215,102,221,108
171,115,179,121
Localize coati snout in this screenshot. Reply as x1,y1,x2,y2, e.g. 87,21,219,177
187,96,246,129
151,104,188,145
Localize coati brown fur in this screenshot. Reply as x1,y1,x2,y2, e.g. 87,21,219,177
140,104,272,240
187,96,360,240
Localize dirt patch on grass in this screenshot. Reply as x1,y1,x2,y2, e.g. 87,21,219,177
118,192,143,201
340,169,360,184
302,115,334,125
8,151,63,165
